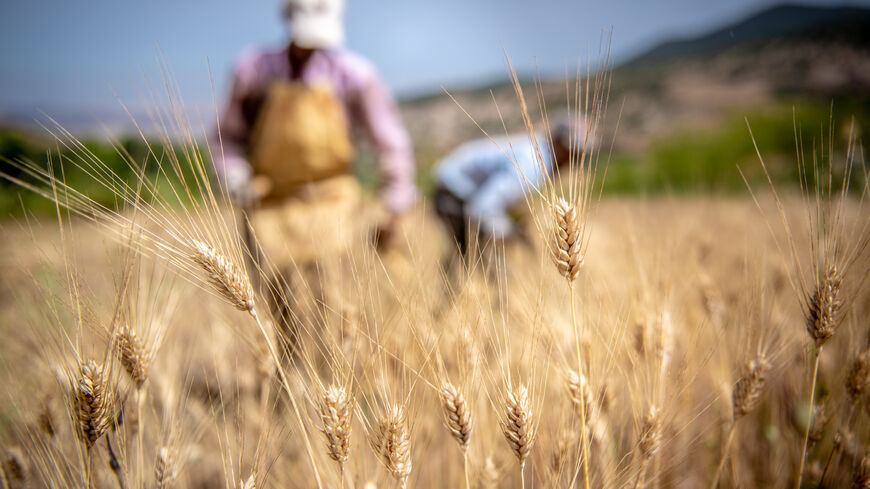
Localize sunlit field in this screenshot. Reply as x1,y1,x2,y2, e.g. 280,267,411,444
0,23,869,488
1,156,868,489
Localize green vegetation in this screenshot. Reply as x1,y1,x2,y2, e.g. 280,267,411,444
603,99,870,195
0,128,205,217
2,98,866,218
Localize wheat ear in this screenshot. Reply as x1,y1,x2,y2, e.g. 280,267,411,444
733,355,771,419
155,447,176,489
806,265,843,347
796,266,842,487
319,385,352,471
502,383,536,486
442,382,473,489
853,455,870,489
552,198,583,282
116,324,149,389
633,405,661,489
73,360,113,451
3,451,24,486
567,369,594,420
441,383,472,452
373,404,412,489
241,474,256,489
711,354,771,488
481,456,501,489
846,349,870,403
190,239,255,313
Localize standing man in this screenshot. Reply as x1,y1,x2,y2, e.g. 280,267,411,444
213,0,416,353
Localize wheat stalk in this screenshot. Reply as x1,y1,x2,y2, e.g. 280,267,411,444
190,239,255,313
319,385,352,470
372,404,412,489
796,266,843,487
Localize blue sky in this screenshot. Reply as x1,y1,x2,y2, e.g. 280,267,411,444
1,0,867,127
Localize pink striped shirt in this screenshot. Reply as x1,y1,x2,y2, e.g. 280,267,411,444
214,45,416,213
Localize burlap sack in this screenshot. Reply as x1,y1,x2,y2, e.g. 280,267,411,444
252,175,364,265
250,81,354,200
247,81,364,265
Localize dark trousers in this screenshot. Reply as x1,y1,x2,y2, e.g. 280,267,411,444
433,185,470,258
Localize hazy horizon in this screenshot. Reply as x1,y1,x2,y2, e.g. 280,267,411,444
2,0,869,132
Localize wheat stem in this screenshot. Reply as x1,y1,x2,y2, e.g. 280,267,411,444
106,434,127,489
463,450,471,489
795,345,822,489
85,450,94,489
251,310,323,489
709,422,736,489
136,390,145,488
633,458,649,489
569,286,591,489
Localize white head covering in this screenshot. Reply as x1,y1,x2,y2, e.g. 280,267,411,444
283,0,344,49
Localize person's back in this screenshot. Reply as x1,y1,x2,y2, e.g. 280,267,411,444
434,133,551,241
432,115,593,263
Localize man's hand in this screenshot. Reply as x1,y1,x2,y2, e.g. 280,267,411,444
225,166,255,207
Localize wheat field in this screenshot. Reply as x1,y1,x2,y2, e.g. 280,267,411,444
0,67,869,489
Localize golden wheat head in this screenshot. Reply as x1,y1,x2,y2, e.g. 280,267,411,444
501,384,536,467
732,354,771,419
73,360,114,450
372,404,412,488
116,324,150,389
638,405,661,459
319,385,352,467
190,239,255,313
155,446,177,489
440,383,472,453
805,265,843,347
567,369,594,420
553,198,584,282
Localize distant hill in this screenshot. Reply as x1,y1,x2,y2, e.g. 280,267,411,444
400,3,870,155
627,4,870,65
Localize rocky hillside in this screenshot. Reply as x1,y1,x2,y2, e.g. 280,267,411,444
400,3,870,155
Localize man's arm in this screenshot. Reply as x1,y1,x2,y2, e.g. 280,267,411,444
354,67,416,215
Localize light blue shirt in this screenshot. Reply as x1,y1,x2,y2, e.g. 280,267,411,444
436,133,552,237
